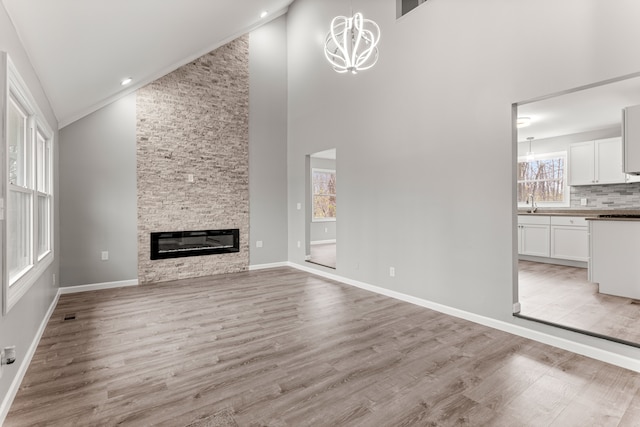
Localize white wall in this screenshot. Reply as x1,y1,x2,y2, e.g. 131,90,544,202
286,0,640,360
0,2,59,420
517,127,619,158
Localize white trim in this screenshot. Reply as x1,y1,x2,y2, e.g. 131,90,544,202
248,262,288,271
3,53,56,314
0,289,59,426
311,218,336,223
6,254,53,313
59,279,138,294
286,262,640,373
310,239,336,245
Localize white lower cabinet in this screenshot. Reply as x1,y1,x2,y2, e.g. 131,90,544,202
518,215,588,262
550,217,588,262
590,220,640,299
518,216,550,257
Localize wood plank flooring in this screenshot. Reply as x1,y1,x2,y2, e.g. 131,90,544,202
6,267,640,426
518,260,640,345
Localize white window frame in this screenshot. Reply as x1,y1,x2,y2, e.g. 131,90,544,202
517,151,570,208
311,168,336,223
2,52,55,314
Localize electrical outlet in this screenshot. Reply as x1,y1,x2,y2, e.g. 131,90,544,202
296,203,302,210
256,240,263,248
389,267,395,277
101,251,109,261
187,174,195,183
297,241,301,248
580,198,588,206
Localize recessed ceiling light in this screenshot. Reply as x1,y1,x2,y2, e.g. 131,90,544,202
121,77,132,86
516,116,531,128
260,10,268,18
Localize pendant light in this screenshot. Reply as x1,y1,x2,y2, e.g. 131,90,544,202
526,137,535,161
324,3,381,75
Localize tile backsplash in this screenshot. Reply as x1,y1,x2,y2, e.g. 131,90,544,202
571,182,640,209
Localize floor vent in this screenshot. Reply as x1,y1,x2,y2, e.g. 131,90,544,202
63,314,76,321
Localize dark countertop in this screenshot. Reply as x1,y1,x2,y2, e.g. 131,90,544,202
585,216,640,221
518,209,640,221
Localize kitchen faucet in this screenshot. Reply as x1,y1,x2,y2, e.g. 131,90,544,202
527,193,537,213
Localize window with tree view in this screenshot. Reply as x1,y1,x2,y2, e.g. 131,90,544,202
3,53,54,313
517,152,568,206
312,169,336,220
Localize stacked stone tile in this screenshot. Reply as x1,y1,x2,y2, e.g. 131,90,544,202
136,36,249,284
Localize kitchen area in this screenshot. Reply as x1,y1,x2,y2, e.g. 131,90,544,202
515,75,640,346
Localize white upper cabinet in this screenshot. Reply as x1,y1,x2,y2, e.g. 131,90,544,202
623,104,640,175
596,137,627,184
569,141,596,186
569,137,626,186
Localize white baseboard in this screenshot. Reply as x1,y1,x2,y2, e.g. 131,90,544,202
310,239,336,245
0,290,60,426
286,261,640,373
249,262,288,271
59,279,139,294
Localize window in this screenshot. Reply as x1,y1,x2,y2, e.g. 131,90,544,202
3,53,54,313
312,168,336,221
517,151,568,207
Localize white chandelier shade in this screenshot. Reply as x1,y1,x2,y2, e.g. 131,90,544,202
324,12,381,74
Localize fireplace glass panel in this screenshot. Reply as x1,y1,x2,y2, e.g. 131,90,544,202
150,229,239,260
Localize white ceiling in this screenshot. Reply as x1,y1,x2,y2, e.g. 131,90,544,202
517,73,640,142
2,0,294,128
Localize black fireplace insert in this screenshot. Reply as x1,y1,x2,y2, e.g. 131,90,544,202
150,229,240,260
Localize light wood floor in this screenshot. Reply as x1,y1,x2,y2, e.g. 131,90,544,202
6,267,640,426
518,260,640,345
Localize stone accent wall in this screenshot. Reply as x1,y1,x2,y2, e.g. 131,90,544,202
136,36,249,284
571,182,640,209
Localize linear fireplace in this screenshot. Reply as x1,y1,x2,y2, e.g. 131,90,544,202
150,229,240,260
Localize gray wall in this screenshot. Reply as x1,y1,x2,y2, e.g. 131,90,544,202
249,16,289,265
286,0,640,360
0,2,59,417
57,16,290,283
59,93,137,287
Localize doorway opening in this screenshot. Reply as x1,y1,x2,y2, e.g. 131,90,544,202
306,149,337,269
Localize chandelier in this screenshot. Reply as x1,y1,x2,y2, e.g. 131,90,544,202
324,12,381,74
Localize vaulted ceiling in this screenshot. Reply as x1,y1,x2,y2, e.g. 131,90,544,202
3,0,294,128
